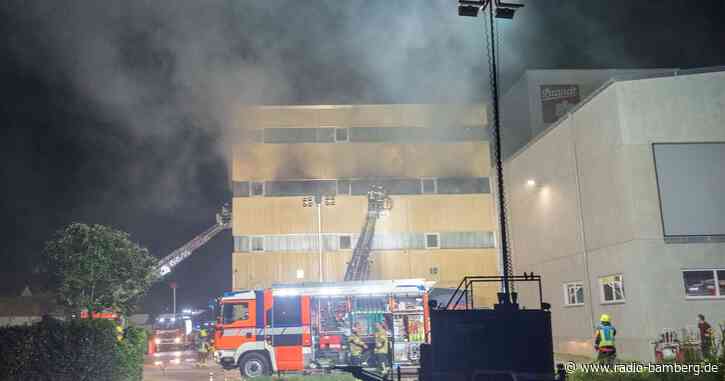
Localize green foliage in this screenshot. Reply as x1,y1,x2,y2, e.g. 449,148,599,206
0,317,147,381
116,327,147,381
43,223,157,315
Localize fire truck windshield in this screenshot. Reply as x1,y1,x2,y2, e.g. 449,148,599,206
153,318,184,331
222,302,249,324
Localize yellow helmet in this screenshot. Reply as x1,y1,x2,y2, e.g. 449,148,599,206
600,314,611,323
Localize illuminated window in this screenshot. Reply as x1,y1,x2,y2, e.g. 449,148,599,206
599,275,625,303
563,282,584,306
682,269,724,298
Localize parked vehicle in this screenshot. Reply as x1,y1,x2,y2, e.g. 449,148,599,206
214,279,432,378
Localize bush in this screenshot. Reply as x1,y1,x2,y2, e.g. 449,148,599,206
0,317,146,381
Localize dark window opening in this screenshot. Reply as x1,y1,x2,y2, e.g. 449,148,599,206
271,296,301,327
421,178,437,194
426,233,440,249
251,182,265,196
335,128,349,142
339,235,352,250
337,180,352,195
251,236,265,252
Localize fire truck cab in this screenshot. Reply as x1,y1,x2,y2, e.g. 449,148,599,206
215,279,432,378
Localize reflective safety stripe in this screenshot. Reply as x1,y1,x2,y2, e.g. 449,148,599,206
222,326,310,337
598,326,615,347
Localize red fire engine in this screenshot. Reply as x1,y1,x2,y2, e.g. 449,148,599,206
214,279,432,378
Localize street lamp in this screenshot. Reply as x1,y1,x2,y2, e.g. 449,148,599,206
457,0,523,304
303,194,335,282
458,0,522,19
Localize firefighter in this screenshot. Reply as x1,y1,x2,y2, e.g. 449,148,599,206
698,314,713,358
594,314,616,364
348,324,368,366
115,317,124,342
374,322,390,373
196,336,209,366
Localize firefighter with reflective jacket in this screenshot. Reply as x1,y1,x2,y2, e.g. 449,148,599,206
594,314,617,364
348,324,368,366
115,317,124,342
374,322,390,373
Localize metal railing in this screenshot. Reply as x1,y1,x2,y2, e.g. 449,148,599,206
444,274,544,310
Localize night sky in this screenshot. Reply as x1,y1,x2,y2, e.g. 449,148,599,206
2,0,724,315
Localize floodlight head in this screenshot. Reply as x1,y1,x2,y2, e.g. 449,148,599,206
458,5,480,17
495,7,516,19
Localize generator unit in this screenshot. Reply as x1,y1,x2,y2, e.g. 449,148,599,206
420,275,563,381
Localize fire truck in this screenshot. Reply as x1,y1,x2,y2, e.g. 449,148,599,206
214,279,432,378
150,313,195,351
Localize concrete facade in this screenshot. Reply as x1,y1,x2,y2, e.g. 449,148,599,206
504,69,725,360
500,69,676,159
230,104,500,307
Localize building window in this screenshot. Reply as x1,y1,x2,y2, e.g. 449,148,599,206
339,235,352,250
335,128,349,142
250,181,265,197
430,267,439,275
421,178,437,194
251,236,265,252
599,275,625,303
563,282,584,306
682,269,725,298
425,233,440,249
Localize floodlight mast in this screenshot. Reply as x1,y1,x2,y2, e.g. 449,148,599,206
457,0,523,305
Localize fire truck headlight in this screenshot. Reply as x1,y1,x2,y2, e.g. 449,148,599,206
173,337,181,344
154,338,161,345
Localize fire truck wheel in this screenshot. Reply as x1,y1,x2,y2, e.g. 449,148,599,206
239,352,270,378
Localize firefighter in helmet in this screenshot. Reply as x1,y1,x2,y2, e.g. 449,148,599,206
374,322,390,373
348,324,368,366
594,314,617,364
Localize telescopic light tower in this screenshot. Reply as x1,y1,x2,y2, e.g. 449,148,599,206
458,0,523,305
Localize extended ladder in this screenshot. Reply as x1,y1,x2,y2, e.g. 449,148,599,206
154,204,232,278
344,185,392,281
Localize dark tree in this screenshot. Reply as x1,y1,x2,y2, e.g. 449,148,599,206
44,223,157,316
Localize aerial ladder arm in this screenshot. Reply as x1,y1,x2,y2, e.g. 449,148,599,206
344,185,392,281
153,203,232,279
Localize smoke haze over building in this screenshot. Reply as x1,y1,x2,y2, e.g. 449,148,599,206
1,0,724,311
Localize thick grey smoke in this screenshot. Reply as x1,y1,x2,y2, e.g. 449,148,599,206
7,0,492,210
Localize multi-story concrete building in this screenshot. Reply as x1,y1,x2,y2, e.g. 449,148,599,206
504,68,725,360
229,104,499,306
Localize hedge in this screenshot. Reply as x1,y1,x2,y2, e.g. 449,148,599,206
0,317,146,381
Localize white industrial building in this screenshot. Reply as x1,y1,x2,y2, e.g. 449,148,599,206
502,67,725,360
501,68,676,158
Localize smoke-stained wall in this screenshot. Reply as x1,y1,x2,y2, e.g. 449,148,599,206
231,104,499,305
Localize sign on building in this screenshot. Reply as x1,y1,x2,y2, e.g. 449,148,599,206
540,85,580,123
